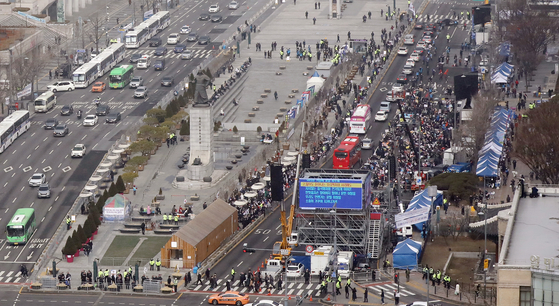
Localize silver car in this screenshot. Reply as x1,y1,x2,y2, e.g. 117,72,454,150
134,86,148,99
181,50,193,60
130,76,144,88
37,184,51,198
228,1,238,9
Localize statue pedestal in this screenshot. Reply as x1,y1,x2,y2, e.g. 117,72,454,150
186,104,214,181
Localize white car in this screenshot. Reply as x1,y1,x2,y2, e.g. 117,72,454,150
246,300,280,306
180,25,191,34
403,34,414,45
228,1,239,9
29,173,46,187
422,36,433,44
167,33,180,45
391,84,404,92
410,52,420,62
83,115,98,126
208,4,219,12
362,138,373,149
416,41,427,49
380,101,391,112
397,47,408,55
402,67,413,75
47,81,75,92
405,59,416,67
71,144,86,158
137,55,151,69
375,111,388,121
286,262,304,277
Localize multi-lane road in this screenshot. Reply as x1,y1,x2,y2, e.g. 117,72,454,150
0,0,272,284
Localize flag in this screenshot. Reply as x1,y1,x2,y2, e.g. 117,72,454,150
409,4,415,15
275,130,279,137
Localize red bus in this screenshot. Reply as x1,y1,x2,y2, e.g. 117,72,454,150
333,136,362,169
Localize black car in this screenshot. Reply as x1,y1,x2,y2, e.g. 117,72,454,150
186,32,198,42
414,23,423,29
199,13,210,21
106,112,121,123
130,53,143,63
161,76,174,87
43,118,59,130
60,105,73,116
96,105,110,116
53,124,69,137
439,18,458,26
149,37,162,47
210,15,223,22
198,36,210,45
396,74,408,84
154,47,168,56
174,44,186,53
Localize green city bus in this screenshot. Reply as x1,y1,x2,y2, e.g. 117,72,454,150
109,65,134,88
6,208,36,245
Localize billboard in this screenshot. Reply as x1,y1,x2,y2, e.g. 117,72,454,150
395,206,430,229
299,178,363,209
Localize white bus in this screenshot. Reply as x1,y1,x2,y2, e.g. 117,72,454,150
90,43,126,78
73,61,99,88
125,26,150,49
34,91,57,113
349,104,372,134
3,110,30,137
0,122,15,154
152,11,170,31
104,42,126,64
124,11,169,48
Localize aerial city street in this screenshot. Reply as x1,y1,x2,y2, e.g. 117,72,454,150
0,0,557,304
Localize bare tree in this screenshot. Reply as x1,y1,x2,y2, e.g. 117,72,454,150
456,92,500,162
500,0,559,91
86,13,108,55
514,100,559,184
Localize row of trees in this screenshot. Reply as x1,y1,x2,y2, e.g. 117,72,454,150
62,177,126,256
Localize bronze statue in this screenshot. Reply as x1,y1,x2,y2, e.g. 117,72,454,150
194,70,212,105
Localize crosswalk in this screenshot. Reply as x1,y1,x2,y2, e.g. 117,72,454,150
124,49,213,60
416,13,471,24
189,279,325,297
366,282,416,297
0,271,27,284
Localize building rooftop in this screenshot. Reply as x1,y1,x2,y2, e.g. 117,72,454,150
505,194,559,265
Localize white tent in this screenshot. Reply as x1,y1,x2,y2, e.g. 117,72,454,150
491,72,508,84
306,71,325,93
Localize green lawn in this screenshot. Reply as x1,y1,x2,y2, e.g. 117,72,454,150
128,237,169,266
100,236,141,266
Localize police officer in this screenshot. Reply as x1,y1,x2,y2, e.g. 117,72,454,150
231,267,236,281
66,216,72,230
156,258,161,271
174,214,179,225
149,259,155,271
163,213,167,224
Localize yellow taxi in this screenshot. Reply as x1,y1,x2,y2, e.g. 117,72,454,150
91,81,106,92
208,291,249,305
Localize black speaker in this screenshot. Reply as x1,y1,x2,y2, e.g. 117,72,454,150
302,154,311,169
389,155,396,179
271,164,284,201
472,5,491,26
454,74,478,102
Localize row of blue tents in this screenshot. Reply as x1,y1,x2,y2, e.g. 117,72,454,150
491,42,513,84
476,107,515,177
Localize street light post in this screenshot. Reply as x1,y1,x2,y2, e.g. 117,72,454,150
330,204,337,302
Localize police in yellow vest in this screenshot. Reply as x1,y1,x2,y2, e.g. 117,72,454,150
156,258,161,271
163,214,168,224
150,259,155,270
174,215,179,225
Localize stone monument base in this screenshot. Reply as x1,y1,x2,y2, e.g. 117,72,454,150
186,161,214,181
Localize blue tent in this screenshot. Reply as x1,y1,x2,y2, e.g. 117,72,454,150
393,238,423,270
406,189,443,230
497,42,511,57
311,71,320,77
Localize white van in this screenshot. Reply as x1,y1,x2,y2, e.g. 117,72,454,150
137,55,151,69
404,34,414,45
34,92,57,113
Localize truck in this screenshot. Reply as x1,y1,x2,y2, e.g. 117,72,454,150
263,259,283,280
337,251,354,278
310,246,335,276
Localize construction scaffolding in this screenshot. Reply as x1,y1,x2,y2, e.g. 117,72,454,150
294,169,384,258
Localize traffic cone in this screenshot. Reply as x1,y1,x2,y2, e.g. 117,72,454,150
327,295,331,301
309,296,313,302
261,262,264,268
288,296,291,300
